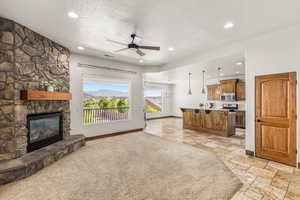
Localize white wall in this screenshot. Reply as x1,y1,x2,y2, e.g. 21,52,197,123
245,24,300,162
70,53,145,137
172,79,206,117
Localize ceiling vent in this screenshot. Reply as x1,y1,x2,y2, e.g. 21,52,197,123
104,54,114,58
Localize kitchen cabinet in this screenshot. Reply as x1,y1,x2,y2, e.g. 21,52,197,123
183,110,192,126
220,79,237,93
235,111,245,129
181,108,236,137
207,84,221,100
236,81,245,101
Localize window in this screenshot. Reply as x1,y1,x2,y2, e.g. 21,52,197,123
144,88,163,113
83,80,130,124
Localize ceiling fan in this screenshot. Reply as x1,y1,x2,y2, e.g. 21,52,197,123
106,34,160,57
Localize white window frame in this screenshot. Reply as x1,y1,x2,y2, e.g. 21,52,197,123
82,76,132,125
144,85,168,119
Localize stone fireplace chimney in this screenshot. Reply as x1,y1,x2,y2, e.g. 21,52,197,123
0,17,71,161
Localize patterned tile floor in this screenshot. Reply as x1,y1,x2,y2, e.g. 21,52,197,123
144,118,300,200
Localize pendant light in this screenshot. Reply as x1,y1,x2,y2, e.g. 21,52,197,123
216,67,222,95
188,72,192,95
201,70,206,94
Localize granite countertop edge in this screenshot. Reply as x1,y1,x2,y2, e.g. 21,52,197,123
180,107,246,112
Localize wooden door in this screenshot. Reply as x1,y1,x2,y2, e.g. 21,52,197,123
255,72,297,166
236,82,245,101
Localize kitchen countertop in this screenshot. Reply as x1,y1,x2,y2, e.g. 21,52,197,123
180,107,246,112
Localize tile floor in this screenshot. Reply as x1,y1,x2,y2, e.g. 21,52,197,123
144,118,300,200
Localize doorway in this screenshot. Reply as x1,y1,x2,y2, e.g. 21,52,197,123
255,72,297,166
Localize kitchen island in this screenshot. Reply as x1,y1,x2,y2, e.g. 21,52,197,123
181,108,236,137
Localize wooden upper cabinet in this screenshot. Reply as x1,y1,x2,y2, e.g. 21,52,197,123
236,81,245,101
207,79,245,100
207,84,221,100
220,79,237,93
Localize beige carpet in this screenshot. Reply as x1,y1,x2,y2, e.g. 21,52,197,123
0,133,242,200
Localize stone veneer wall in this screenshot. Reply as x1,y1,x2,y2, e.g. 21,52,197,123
0,17,70,161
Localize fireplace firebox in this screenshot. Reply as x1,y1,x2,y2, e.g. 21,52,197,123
27,112,63,152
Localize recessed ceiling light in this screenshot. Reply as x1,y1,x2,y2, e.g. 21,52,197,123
77,46,85,50
236,62,243,66
236,71,240,74
220,73,224,76
168,47,175,51
139,59,144,63
224,22,234,29
68,11,79,19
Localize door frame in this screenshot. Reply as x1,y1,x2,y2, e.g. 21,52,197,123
255,72,297,166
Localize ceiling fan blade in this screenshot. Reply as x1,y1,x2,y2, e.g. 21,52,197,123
138,46,160,51
114,48,129,53
136,49,145,56
106,39,128,47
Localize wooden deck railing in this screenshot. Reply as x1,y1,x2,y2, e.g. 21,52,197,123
83,107,129,124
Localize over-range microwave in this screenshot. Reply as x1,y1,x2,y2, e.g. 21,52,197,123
220,93,236,101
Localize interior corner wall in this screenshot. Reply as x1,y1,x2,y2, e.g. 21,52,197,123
245,23,300,162
69,54,144,137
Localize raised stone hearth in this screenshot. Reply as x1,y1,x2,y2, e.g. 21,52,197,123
0,135,85,184
0,17,85,184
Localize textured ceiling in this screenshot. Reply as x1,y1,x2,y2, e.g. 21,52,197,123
1,0,300,66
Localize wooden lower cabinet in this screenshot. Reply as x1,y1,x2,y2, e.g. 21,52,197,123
181,108,236,137
183,111,192,126
235,111,245,129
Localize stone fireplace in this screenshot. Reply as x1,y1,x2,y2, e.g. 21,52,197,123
0,17,85,184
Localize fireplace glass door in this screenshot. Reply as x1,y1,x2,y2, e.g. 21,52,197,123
27,112,63,152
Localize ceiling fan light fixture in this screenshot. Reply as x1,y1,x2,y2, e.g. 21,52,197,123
107,33,160,57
